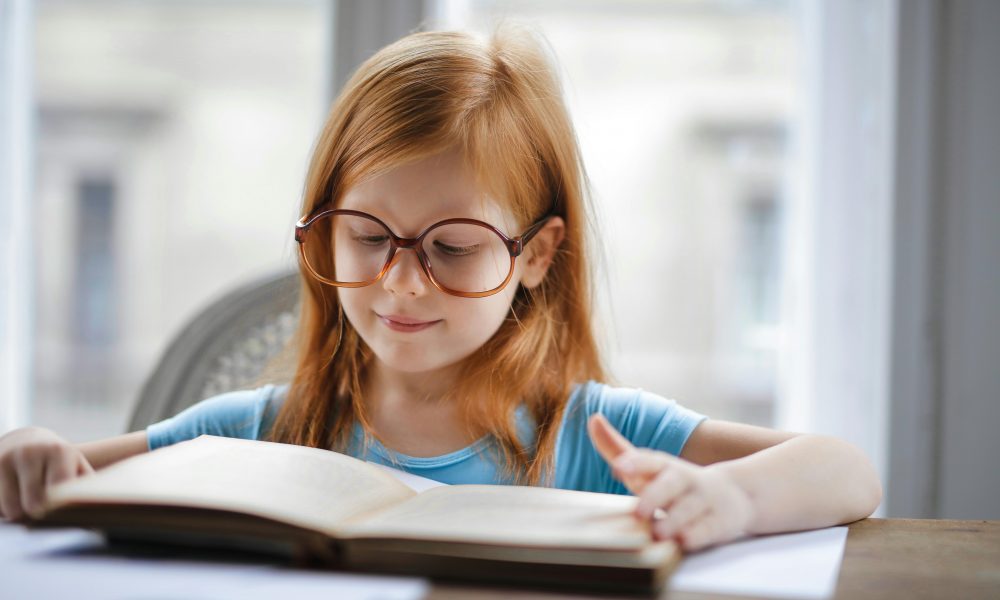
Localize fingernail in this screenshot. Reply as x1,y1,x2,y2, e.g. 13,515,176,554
616,458,634,474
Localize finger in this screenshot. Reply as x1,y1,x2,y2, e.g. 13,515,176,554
19,455,46,519
0,463,23,521
45,450,76,488
676,513,722,552
651,491,708,539
635,467,694,519
587,413,635,464
613,448,678,477
76,454,94,476
611,451,671,496
610,452,667,496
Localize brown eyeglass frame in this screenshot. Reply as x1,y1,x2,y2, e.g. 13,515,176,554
294,207,554,298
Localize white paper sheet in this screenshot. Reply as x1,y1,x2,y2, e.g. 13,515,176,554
1,521,847,600
671,526,849,599
0,523,428,600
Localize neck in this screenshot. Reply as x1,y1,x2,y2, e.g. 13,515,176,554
362,359,482,455
366,359,462,408
365,359,486,456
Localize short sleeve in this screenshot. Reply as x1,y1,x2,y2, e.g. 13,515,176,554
146,384,286,451
554,381,708,495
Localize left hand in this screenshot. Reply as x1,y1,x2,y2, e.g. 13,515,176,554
587,413,755,552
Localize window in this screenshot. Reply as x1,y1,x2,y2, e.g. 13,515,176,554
73,177,116,347
31,0,330,440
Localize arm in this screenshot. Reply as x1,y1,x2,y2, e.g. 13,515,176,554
588,415,882,551
76,430,149,471
682,420,882,533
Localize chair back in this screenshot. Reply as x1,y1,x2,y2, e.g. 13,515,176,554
128,270,300,431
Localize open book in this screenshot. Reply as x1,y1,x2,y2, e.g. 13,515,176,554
33,435,679,593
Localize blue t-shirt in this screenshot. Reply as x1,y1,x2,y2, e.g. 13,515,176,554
146,381,707,495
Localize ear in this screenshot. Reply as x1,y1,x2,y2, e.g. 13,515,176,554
520,216,565,289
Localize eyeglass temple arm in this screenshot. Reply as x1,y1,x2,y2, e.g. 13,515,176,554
518,214,554,249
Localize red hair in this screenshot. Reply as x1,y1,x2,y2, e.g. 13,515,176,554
267,27,607,485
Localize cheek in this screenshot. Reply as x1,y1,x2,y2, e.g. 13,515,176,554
448,289,518,344
337,288,371,330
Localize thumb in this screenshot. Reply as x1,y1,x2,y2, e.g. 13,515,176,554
587,413,635,465
76,454,94,476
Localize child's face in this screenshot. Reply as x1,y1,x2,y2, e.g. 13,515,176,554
336,149,551,377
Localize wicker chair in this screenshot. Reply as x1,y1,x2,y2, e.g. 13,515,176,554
127,270,300,431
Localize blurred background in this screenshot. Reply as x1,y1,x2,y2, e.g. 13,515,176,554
1,0,997,520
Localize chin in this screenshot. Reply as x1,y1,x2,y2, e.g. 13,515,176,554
374,347,453,374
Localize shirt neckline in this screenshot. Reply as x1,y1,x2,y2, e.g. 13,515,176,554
351,422,494,468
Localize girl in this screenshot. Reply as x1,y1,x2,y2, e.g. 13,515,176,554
0,27,881,552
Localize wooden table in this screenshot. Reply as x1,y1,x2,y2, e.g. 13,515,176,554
429,519,1000,599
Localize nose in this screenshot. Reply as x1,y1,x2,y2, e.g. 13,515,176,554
381,248,430,297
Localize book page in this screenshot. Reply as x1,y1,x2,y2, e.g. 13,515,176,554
44,435,416,537
340,484,652,550
367,462,447,493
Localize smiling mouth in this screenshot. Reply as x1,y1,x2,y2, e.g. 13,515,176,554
377,313,442,332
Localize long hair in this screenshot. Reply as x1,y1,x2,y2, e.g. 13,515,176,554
266,26,607,486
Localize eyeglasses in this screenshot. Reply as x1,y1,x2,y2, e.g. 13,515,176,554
295,207,553,298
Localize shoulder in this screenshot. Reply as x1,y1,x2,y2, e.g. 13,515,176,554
146,383,289,451
554,381,708,493
564,381,707,452
565,380,664,417
180,383,288,426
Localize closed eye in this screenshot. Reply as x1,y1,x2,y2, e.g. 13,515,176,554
353,233,389,246
433,240,479,256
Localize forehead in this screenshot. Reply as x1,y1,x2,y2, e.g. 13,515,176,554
338,150,516,235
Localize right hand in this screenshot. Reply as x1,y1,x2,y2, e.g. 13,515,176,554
0,427,94,522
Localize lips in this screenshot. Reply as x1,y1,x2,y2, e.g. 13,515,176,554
379,314,437,325
376,312,442,332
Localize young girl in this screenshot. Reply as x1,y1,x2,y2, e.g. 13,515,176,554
0,27,881,552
